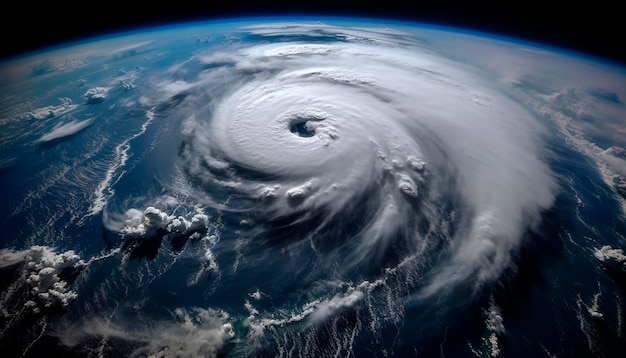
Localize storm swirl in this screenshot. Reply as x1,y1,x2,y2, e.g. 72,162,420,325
176,40,556,291
103,30,556,355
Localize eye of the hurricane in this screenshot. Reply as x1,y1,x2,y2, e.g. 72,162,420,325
289,118,322,138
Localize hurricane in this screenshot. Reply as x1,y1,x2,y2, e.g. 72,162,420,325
2,19,625,358
172,39,557,288
104,26,557,355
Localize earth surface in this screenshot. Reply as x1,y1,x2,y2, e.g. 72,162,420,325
1,18,626,357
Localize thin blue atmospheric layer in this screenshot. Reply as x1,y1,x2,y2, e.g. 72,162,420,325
0,17,625,358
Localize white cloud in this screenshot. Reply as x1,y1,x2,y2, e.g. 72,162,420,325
309,289,364,323
0,246,86,313
483,297,505,357
416,28,626,216
56,307,233,357
37,118,94,142
594,245,626,272
26,97,77,120
177,39,557,296
83,87,110,104
106,206,210,238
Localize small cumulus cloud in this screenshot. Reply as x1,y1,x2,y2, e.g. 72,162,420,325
27,97,77,120
83,87,110,104
594,245,626,272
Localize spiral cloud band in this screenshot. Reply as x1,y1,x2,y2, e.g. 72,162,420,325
167,38,557,296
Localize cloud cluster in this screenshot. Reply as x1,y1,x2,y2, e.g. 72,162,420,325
26,97,77,120
111,206,210,238
83,86,110,104
0,246,86,314
482,297,505,357
594,245,626,272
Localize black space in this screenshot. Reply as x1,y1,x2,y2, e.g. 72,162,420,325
2,2,622,65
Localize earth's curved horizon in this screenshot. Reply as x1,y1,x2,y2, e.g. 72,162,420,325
1,17,625,357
